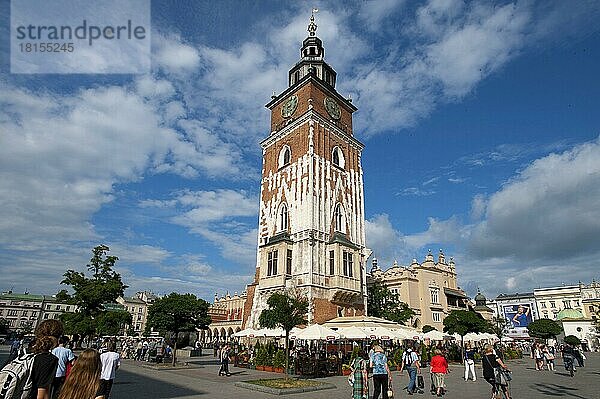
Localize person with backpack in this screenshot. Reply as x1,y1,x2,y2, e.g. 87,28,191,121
57,349,104,399
370,345,391,399
0,319,63,399
399,345,422,395
51,336,75,399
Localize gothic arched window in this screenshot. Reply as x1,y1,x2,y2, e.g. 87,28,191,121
278,145,291,169
279,203,288,232
331,146,345,168
334,203,344,232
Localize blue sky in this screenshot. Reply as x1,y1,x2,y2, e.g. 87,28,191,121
1,0,600,302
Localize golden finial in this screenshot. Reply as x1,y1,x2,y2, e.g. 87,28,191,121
308,8,318,36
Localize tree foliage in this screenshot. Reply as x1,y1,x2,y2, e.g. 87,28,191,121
564,335,581,346
526,319,563,339
259,291,308,379
96,310,132,336
146,293,211,335
61,245,127,317
443,310,489,337
367,280,415,324
422,325,437,333
0,317,9,335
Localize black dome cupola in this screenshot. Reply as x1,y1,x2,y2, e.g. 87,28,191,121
288,12,337,88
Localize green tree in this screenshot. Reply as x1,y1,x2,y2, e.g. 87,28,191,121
59,245,127,343
0,317,10,335
55,289,72,302
145,293,211,365
526,319,563,340
96,310,132,336
443,310,489,355
258,291,308,379
367,280,415,324
422,325,437,333
563,335,581,346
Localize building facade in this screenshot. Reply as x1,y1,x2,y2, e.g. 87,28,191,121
367,250,469,331
534,284,584,321
116,291,157,336
581,280,600,321
0,292,77,333
245,14,369,328
206,291,247,342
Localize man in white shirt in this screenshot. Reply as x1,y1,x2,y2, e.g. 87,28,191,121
100,341,121,399
51,336,75,399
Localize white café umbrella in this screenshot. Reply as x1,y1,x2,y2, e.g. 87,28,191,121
423,330,446,341
464,332,481,341
255,327,286,337
338,326,369,340
232,328,257,338
363,326,395,340
390,328,414,340
294,324,341,340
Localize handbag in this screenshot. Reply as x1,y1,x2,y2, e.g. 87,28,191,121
387,379,394,398
417,374,425,389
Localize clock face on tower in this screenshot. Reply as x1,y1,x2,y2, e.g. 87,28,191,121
324,97,341,120
281,95,298,118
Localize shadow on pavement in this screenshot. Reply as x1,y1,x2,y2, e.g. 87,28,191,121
113,369,207,398
531,383,589,399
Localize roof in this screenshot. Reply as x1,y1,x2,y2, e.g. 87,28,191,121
556,308,585,320
0,293,44,301
444,287,469,299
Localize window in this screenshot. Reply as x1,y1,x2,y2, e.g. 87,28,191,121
267,250,278,276
22,311,28,316
550,301,556,308
574,300,580,307
540,302,547,309
286,249,293,275
31,312,37,317
278,145,291,168
279,203,288,231
44,314,49,319
430,289,440,304
56,305,61,311
432,312,441,322
342,251,353,277
46,304,51,309
563,300,572,309
66,306,70,312
138,315,142,321
329,250,335,275
8,310,18,316
331,146,345,168
334,203,344,232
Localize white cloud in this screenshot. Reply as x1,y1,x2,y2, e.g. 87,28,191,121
154,35,200,72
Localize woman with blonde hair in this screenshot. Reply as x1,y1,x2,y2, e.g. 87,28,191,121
58,349,104,399
482,344,511,399
429,349,449,397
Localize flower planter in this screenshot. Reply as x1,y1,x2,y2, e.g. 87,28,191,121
264,366,274,372
273,367,284,373
342,369,351,376
256,365,265,371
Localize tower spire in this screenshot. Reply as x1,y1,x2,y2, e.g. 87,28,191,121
308,9,318,36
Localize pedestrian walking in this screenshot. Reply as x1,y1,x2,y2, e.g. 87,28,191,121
430,349,449,397
26,319,63,399
51,336,75,399
349,350,369,399
482,344,511,399
370,345,391,399
464,344,477,381
533,343,544,371
218,344,231,376
542,345,555,371
99,341,120,399
57,349,104,399
399,346,422,395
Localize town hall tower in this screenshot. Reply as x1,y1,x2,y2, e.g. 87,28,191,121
245,14,368,327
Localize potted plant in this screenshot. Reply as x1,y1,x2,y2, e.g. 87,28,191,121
342,363,352,376
255,346,267,371
273,349,286,373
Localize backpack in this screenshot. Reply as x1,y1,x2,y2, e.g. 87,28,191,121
0,353,36,399
404,350,414,366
